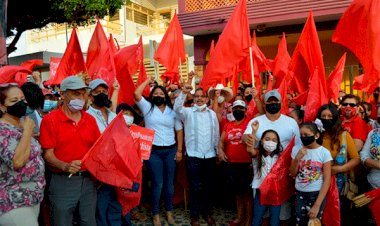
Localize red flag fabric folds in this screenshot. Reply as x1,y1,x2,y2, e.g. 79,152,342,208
327,53,346,103
83,113,142,189
277,80,289,115
332,0,380,89
50,28,86,85
259,137,295,206
322,175,341,226
47,57,61,85
154,13,186,85
15,59,44,85
109,33,119,54
116,171,142,215
200,0,250,91
287,11,326,94
251,31,271,72
304,68,328,122
0,66,31,84
273,33,291,89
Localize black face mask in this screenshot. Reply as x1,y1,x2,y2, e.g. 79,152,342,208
245,94,253,102
374,93,379,101
301,135,316,147
93,93,112,108
6,100,27,118
377,117,380,124
232,110,245,121
321,118,334,130
265,103,281,114
152,96,165,106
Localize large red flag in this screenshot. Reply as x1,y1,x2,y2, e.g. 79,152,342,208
327,53,346,103
200,0,250,91
15,59,44,85
304,68,328,122
83,113,142,189
135,36,150,97
251,31,271,72
50,28,86,85
277,80,289,115
154,13,186,84
259,137,295,205
273,33,291,89
0,66,31,84
87,20,116,88
287,11,326,94
332,0,380,91
322,176,341,226
109,33,119,54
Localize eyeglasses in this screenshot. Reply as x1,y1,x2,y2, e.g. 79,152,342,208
341,103,357,107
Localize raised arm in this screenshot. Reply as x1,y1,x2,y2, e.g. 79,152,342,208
12,117,35,169
110,80,120,112
134,77,154,102
174,84,192,118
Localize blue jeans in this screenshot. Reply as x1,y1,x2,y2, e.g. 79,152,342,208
96,184,123,226
145,146,177,215
252,190,281,226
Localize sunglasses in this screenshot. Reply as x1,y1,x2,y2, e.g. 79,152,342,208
341,103,357,107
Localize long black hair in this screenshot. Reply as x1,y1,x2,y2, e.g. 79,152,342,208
256,129,283,178
148,85,173,113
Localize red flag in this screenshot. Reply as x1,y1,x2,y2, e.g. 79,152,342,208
332,0,380,89
287,11,326,94
322,176,340,226
273,33,291,88
46,57,61,85
200,0,250,91
50,28,86,85
327,53,346,103
292,90,308,106
109,33,119,54
210,40,215,57
115,170,142,215
0,66,31,84
83,113,142,189
304,68,328,122
251,31,271,72
259,137,295,205
15,59,44,85
277,80,289,115
369,197,380,225
87,20,116,88
154,13,186,84
134,36,149,97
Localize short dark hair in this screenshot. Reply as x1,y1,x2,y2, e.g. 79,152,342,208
341,94,360,105
21,82,44,110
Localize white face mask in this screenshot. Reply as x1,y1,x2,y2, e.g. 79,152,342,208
195,104,207,111
123,115,134,126
217,95,225,104
263,140,277,153
226,113,235,122
68,99,85,112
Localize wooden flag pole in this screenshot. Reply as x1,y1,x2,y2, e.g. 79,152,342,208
249,46,255,86
179,57,182,85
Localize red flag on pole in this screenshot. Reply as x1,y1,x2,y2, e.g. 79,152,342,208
322,175,341,226
15,59,44,85
288,11,326,94
200,0,250,91
87,20,116,88
135,36,150,97
273,33,291,89
50,28,86,85
259,137,295,205
0,66,31,84
154,13,186,85
304,68,328,122
251,31,271,72
332,0,380,91
83,113,142,189
327,53,346,103
109,33,119,54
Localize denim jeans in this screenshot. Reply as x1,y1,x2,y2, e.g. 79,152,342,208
187,156,216,219
145,146,177,215
252,190,281,226
295,190,326,226
96,184,123,226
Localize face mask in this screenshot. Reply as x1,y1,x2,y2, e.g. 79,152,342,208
6,100,27,118
245,94,253,102
301,135,316,147
341,106,357,118
226,113,235,122
377,117,380,124
232,110,245,121
152,96,165,106
263,140,277,153
217,96,225,104
68,99,85,112
43,100,58,112
92,93,111,108
123,115,134,126
265,103,281,114
26,106,35,115
195,104,207,111
320,118,334,130
374,93,379,101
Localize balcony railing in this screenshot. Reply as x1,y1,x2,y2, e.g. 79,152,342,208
185,0,263,12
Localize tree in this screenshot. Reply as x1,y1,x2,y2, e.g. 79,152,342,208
6,0,128,54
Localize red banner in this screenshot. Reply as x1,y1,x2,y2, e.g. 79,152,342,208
129,124,155,160
49,57,61,83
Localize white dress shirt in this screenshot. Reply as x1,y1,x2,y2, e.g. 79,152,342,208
174,92,219,158
137,97,183,146
87,106,116,133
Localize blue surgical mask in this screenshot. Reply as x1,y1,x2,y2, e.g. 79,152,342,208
43,100,58,112
26,106,35,115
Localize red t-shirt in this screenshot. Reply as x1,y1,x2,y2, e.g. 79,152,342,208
342,116,369,142
223,117,251,163
40,108,101,170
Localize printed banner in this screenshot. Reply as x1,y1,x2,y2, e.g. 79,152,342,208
129,124,155,160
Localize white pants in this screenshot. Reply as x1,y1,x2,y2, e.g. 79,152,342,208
0,204,40,226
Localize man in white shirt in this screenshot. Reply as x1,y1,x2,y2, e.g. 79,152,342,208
244,89,302,222
86,79,122,226
174,85,219,226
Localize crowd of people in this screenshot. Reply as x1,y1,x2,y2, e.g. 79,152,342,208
0,70,379,226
